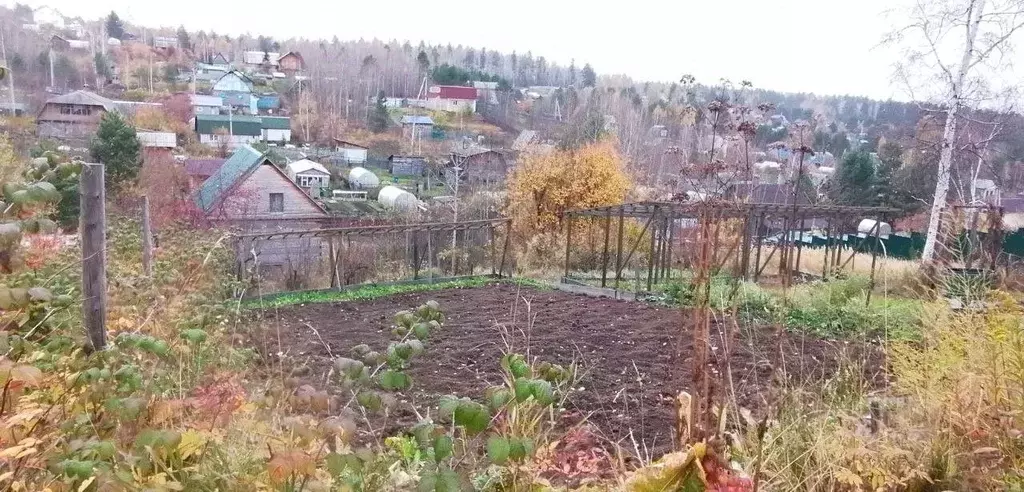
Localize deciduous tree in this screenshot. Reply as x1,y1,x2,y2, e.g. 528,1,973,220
887,0,1024,260
506,140,630,238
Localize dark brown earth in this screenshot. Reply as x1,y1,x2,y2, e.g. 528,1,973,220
255,284,884,457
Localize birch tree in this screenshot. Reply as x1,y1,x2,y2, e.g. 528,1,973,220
887,0,1024,261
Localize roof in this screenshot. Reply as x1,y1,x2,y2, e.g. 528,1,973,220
191,94,223,107
512,130,537,150
194,114,263,136
401,115,434,125
286,159,330,176
242,51,280,65
333,138,368,149
322,199,388,217
279,51,304,64
452,145,496,158
195,145,267,213
213,70,255,89
185,158,226,177
43,90,114,111
428,85,478,100
725,183,813,205
261,116,291,130
389,155,426,161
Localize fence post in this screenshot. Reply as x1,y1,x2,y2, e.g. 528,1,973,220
81,163,107,351
141,195,153,277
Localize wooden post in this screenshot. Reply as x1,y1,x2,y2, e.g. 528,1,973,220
498,222,511,277
614,208,625,289
81,163,107,351
141,195,153,277
563,214,573,280
647,210,657,292
601,210,611,287
414,231,421,279
328,237,339,288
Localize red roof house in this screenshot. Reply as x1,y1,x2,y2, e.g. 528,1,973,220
425,85,478,113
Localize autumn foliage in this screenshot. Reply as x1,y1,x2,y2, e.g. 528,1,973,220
506,140,629,240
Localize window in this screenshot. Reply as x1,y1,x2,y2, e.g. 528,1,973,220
269,193,284,213
59,106,72,115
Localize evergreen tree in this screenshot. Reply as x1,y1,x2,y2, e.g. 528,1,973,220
94,53,112,80
90,112,140,191
176,26,191,50
581,63,597,87
416,51,430,74
830,151,877,206
479,48,486,69
875,140,905,210
568,59,577,87
369,91,389,133
105,11,125,40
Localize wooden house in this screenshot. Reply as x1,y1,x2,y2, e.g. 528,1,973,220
285,159,331,196
400,115,434,140
332,139,368,164
389,155,426,177
195,145,328,269
451,146,510,186
278,52,305,75
212,71,257,114
36,90,113,140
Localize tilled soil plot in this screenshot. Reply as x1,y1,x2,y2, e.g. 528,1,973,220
256,284,884,457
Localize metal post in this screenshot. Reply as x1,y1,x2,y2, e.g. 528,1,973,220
794,215,805,279
614,207,625,289
601,209,611,287
822,219,833,279
563,214,573,280
141,195,153,277
81,163,107,352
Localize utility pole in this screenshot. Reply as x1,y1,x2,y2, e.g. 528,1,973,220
148,54,153,92
141,196,153,277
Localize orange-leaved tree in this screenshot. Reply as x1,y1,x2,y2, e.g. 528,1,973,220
506,140,630,269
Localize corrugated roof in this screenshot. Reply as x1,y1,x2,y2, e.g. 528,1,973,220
194,114,263,136
429,85,478,100
191,94,223,107
261,116,291,130
333,138,367,149
184,158,226,177
43,90,114,111
286,159,330,176
323,199,388,217
401,115,434,125
195,145,266,213
242,51,280,65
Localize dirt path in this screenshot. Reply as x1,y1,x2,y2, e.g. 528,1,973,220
255,284,883,457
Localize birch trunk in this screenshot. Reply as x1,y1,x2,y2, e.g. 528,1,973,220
921,0,987,261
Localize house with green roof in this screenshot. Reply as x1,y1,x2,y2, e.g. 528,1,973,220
261,116,291,143
195,114,263,148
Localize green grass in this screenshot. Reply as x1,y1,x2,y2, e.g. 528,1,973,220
243,276,549,310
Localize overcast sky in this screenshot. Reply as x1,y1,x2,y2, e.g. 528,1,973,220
16,0,906,99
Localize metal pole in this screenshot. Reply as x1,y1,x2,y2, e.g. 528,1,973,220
81,163,107,351
413,231,421,280
601,209,611,287
329,237,338,287
488,225,495,276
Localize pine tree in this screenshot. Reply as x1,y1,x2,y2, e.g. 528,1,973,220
176,26,191,50
369,91,389,133
830,151,877,206
581,63,597,88
90,112,140,191
105,11,125,40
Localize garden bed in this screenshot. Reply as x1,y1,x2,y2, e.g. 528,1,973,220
254,284,884,458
